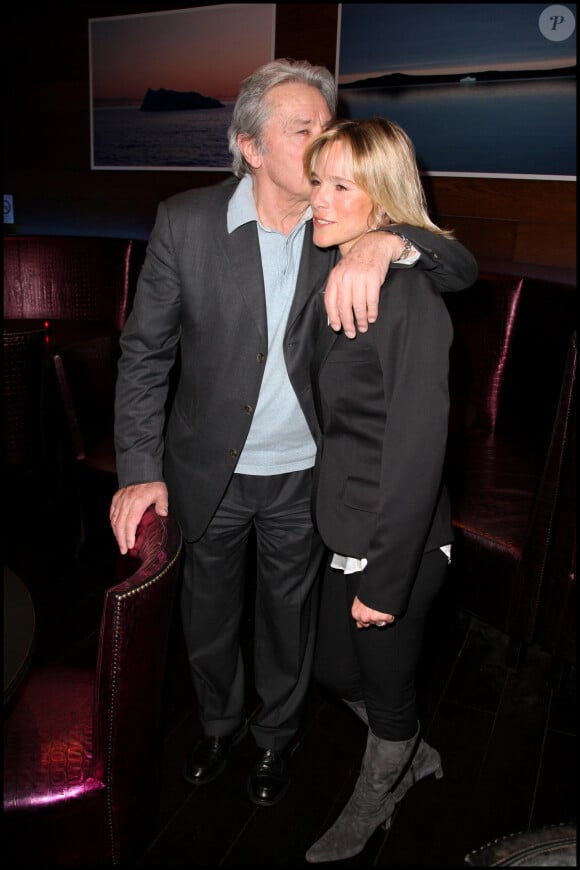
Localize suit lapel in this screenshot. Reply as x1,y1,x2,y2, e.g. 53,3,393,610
287,222,332,330
222,221,267,342
311,322,338,430
218,218,332,343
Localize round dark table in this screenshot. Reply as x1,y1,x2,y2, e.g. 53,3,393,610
4,565,36,704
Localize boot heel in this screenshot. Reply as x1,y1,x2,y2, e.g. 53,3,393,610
424,747,443,781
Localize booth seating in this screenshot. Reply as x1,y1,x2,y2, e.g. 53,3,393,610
444,274,577,665
3,235,146,546
3,506,183,867
3,235,146,330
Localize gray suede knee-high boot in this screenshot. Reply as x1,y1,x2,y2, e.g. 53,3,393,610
305,726,419,864
340,698,443,825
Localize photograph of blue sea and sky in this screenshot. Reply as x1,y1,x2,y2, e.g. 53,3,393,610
90,4,275,170
337,4,576,178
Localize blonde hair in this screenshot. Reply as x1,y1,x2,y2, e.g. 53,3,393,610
304,118,454,238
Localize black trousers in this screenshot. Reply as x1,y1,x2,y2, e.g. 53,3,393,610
313,548,448,741
180,469,325,750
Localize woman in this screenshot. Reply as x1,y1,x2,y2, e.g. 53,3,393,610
304,118,455,863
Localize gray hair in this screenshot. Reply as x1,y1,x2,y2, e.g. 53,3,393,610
227,58,337,178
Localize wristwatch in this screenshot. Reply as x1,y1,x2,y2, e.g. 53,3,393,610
389,232,414,260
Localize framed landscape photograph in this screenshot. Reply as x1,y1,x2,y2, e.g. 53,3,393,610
337,3,576,179
89,3,276,170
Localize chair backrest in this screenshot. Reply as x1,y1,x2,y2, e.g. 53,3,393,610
445,273,523,436
528,330,577,662
496,276,576,451
3,507,182,867
3,236,146,331
51,334,120,466
95,506,182,865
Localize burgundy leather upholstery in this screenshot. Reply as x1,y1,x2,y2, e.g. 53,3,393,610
445,275,577,653
3,507,183,867
3,236,146,331
446,274,523,436
535,332,576,666
3,235,146,541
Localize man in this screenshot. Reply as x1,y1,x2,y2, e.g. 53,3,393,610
110,59,477,808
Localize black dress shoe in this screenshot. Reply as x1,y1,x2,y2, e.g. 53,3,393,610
247,748,290,807
184,721,247,785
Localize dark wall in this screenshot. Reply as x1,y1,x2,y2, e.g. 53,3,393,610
4,3,576,279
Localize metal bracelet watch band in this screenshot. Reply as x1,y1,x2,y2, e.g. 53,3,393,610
389,232,415,260
367,228,416,262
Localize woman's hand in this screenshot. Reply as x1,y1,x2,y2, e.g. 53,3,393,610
352,595,396,629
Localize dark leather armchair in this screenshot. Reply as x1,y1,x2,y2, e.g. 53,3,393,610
3,506,183,867
535,331,576,668
444,275,576,662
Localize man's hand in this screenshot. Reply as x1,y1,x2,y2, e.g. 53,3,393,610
324,231,405,338
110,481,169,555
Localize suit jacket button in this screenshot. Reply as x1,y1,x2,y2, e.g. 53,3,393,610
256,352,265,362
244,404,253,414
230,448,238,458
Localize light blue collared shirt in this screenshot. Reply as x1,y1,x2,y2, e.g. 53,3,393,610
227,175,317,475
